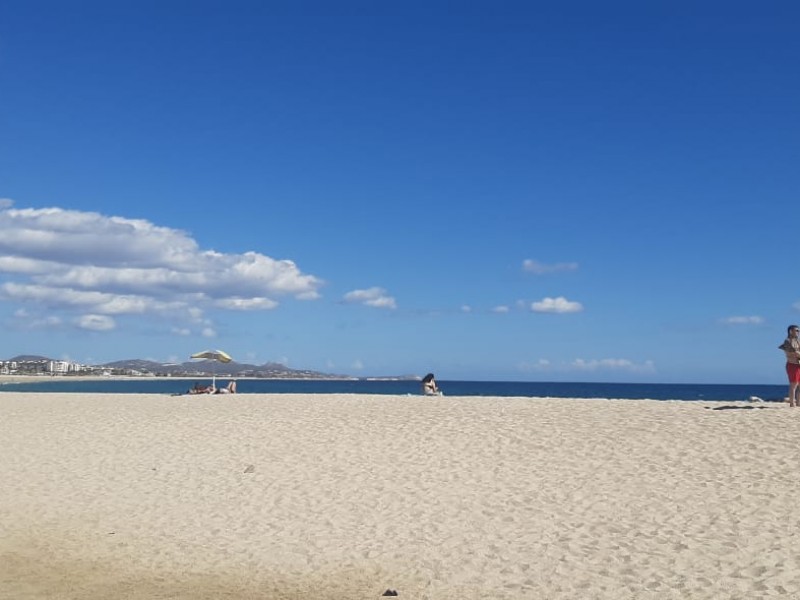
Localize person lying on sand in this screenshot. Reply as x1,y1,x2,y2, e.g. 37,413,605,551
187,382,215,394
215,380,237,394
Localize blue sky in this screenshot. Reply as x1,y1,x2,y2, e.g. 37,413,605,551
0,1,798,383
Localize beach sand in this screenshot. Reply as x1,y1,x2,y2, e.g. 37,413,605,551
1,393,799,599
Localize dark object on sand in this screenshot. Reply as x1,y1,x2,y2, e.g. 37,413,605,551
382,590,398,596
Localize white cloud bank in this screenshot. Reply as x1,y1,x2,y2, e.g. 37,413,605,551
0,202,324,332
343,287,397,309
530,296,583,314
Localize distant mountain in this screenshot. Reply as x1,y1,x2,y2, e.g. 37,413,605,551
99,358,347,379
101,359,164,371
3,355,416,380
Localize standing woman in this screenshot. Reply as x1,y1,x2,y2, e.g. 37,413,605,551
779,325,800,407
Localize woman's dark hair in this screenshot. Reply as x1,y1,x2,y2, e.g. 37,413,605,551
789,325,799,335
422,373,435,383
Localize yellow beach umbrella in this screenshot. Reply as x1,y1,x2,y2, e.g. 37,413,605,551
190,349,233,388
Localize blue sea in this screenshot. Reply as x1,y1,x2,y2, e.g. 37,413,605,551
0,378,787,402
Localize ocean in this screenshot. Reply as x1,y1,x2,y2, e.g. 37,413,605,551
0,378,787,402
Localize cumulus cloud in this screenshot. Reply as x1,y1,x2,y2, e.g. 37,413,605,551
530,296,583,313
721,316,764,325
0,204,324,332
461,305,472,313
343,287,397,309
492,305,510,313
522,259,578,275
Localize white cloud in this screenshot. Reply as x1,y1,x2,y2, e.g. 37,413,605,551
520,358,655,374
296,290,321,300
522,259,578,275
570,358,655,373
351,359,364,370
461,305,472,313
214,297,278,311
492,305,510,313
201,327,216,338
518,358,551,371
530,296,583,314
1,282,186,314
75,314,116,331
0,256,58,274
0,204,325,332
721,316,764,325
25,315,63,330
343,287,397,309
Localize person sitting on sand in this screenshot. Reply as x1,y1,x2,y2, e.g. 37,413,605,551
421,373,442,396
215,380,237,394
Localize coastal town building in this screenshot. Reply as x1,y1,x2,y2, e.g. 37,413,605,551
0,358,93,376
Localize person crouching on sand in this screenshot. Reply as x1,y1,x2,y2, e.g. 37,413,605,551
779,325,800,407
421,373,442,396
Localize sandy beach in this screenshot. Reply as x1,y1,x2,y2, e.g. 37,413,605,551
1,393,799,599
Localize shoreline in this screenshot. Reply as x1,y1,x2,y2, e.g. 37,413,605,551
0,376,788,404
3,393,799,599
0,374,360,384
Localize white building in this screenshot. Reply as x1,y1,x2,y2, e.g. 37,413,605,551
48,360,70,375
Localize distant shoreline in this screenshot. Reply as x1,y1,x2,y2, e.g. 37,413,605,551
0,374,408,384
0,375,143,384
0,376,787,402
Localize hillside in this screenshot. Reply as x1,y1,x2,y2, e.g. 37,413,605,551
4,356,349,379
